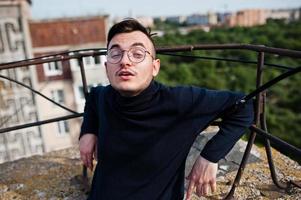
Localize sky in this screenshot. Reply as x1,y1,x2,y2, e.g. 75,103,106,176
31,0,301,19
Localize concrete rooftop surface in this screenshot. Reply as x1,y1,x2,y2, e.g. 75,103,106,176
0,131,300,200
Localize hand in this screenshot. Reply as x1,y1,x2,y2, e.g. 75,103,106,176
185,155,218,200
79,133,98,171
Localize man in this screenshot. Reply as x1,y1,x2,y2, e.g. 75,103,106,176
79,19,254,200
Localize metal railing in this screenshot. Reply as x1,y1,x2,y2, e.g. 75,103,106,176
0,44,300,199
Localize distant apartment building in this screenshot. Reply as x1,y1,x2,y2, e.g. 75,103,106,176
186,14,209,26
207,12,218,25
184,12,218,26
0,0,44,163
266,8,300,21
165,16,187,24
226,9,267,27
217,12,231,25
225,8,300,27
29,16,109,152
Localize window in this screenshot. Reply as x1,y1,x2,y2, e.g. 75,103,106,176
70,58,79,68
78,86,85,100
69,51,105,69
43,61,63,76
83,56,93,66
51,89,64,104
94,56,101,64
69,52,79,69
57,121,69,135
83,56,102,67
77,84,99,100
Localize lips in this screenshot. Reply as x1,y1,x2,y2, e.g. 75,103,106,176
118,71,134,76
117,70,135,80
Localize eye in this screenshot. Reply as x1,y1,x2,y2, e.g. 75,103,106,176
109,49,122,59
131,49,144,59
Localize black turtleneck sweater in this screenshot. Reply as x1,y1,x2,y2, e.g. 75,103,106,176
80,81,254,200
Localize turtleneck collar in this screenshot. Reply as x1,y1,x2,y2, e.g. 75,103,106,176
110,80,160,112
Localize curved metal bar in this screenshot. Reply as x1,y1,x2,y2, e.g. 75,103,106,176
224,130,258,199
0,74,78,115
261,93,288,190
78,57,89,181
0,44,297,66
0,48,107,67
0,113,83,134
157,52,295,70
243,66,301,102
0,50,108,70
250,125,301,190
250,125,301,158
156,44,301,58
225,51,265,199
1,44,300,70
261,92,300,190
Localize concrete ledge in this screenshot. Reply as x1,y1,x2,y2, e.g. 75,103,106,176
0,131,300,199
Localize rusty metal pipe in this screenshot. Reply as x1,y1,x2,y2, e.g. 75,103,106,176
225,51,265,199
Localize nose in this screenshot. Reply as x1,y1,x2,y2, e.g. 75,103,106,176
119,51,132,67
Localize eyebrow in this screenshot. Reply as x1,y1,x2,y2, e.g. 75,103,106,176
109,42,146,50
109,44,120,50
131,42,146,48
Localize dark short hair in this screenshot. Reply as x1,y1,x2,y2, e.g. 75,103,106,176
107,18,156,49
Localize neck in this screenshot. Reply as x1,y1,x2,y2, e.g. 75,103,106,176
111,80,159,112
118,90,142,97
117,80,154,97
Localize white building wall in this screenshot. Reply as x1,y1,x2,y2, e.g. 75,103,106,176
71,54,109,113
35,79,80,152
32,47,108,153
0,0,43,163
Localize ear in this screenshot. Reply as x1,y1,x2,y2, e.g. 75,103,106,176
152,59,160,77
105,61,108,74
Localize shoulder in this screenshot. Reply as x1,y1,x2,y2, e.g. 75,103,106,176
157,82,244,104
89,84,112,95
161,83,207,99
86,85,112,103
156,82,207,104
91,85,107,92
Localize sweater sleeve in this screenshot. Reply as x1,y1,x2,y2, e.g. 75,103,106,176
191,87,254,163
79,87,99,139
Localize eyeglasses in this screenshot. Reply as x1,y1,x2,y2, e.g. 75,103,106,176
107,47,154,64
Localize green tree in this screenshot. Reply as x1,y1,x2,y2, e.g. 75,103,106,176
154,19,301,162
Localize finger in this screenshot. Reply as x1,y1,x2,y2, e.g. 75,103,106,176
210,180,217,193
81,155,89,169
89,159,94,171
202,184,209,196
196,184,202,197
94,143,98,161
86,154,93,170
186,179,195,200
80,152,86,164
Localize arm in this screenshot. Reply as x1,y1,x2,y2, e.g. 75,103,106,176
186,88,254,199
79,134,97,170
186,155,217,199
79,87,99,170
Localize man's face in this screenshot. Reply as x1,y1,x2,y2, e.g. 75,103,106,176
105,31,160,97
